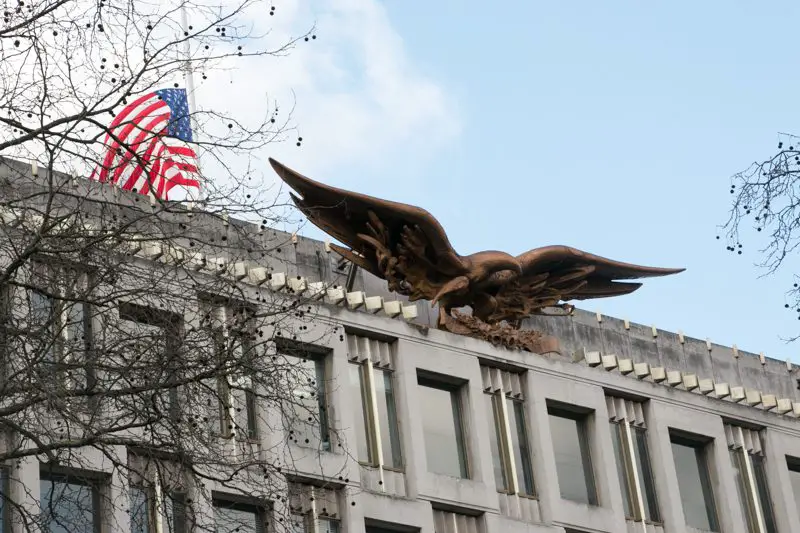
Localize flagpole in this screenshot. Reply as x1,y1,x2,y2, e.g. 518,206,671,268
180,4,203,203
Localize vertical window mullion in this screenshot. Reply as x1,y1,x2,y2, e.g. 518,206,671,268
496,392,518,493
153,477,165,533
364,359,384,468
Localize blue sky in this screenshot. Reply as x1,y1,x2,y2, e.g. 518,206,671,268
250,1,800,361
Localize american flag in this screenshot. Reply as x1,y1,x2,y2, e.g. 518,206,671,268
90,88,200,200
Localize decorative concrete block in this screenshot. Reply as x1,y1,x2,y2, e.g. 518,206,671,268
188,253,206,271
682,374,699,391
164,247,186,265
307,282,326,300
602,354,618,371
232,262,248,281
401,304,418,320
634,362,650,379
762,394,777,410
205,257,226,275
777,398,793,415
346,291,365,309
698,379,714,395
618,358,634,375
364,296,383,313
667,370,683,387
248,267,268,285
573,349,601,367
326,287,345,304
651,367,666,383
745,389,762,407
383,300,402,317
141,241,163,260
715,383,730,398
287,276,307,293
269,272,287,291
730,387,745,402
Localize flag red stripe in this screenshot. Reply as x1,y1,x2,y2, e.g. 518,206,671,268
95,93,156,162
120,133,162,192
99,100,168,181
112,113,169,186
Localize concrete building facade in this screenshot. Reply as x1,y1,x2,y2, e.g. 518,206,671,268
1,158,799,533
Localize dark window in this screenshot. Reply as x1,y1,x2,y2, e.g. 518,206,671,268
417,375,468,478
29,270,96,395
213,499,266,533
129,486,185,533
163,492,186,533
316,518,340,533
40,471,102,533
671,436,718,531
130,486,151,533
119,304,183,421
0,468,10,533
548,405,596,505
244,385,258,440
364,521,419,533
213,332,258,441
284,351,330,451
788,458,800,513
30,289,56,363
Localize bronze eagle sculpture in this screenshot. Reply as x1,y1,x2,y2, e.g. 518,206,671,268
269,158,683,338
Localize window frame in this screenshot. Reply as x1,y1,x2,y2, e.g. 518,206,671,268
606,398,661,524
547,404,598,506
212,496,268,533
0,467,10,533
39,467,105,533
786,457,800,518
279,341,332,452
205,301,260,444
349,360,403,472
28,265,96,395
484,389,536,498
417,374,470,479
211,335,260,443
726,426,776,533
670,433,720,532
118,302,183,421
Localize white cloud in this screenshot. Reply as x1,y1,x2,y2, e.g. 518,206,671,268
193,0,460,188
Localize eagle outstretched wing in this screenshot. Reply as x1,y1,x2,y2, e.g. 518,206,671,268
269,158,469,300
480,245,684,323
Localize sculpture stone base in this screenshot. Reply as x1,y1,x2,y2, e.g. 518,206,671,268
443,309,561,355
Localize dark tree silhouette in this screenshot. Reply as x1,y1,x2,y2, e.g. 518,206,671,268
0,1,350,532
725,134,800,332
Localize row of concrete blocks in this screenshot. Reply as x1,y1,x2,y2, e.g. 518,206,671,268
594,311,791,370
0,205,421,321
129,240,421,321
572,348,800,417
